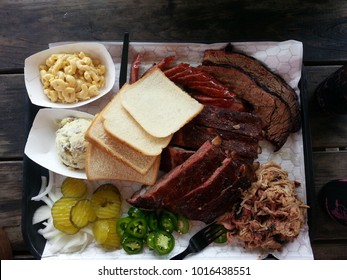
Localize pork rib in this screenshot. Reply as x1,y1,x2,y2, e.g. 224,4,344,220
127,140,227,209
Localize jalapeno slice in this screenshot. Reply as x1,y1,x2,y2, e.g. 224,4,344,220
128,207,147,219
146,231,157,250
121,234,143,254
159,210,178,233
125,217,148,239
116,217,132,237
147,211,159,231
153,230,175,255
214,227,227,243
176,214,190,234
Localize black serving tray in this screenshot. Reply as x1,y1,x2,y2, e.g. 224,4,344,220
21,42,315,259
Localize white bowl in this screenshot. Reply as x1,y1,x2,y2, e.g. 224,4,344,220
24,42,115,108
24,108,94,179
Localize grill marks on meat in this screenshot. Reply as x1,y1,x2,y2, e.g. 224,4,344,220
203,49,301,132
198,65,292,151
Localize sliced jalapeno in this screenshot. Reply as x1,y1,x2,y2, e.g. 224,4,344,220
128,207,147,219
147,211,159,231
146,231,157,250
125,217,148,239
159,210,178,233
121,234,143,254
153,230,175,255
214,227,227,244
176,214,190,234
116,217,132,237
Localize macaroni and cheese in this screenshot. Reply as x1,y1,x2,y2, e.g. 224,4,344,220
39,52,106,104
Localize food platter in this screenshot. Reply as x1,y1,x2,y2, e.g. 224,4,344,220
22,40,314,260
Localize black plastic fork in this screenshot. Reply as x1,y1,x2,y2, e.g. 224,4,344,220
170,221,226,260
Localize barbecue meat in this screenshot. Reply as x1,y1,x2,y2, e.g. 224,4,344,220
164,63,247,112
168,105,262,162
202,48,301,132
127,140,227,209
198,65,292,151
177,163,256,223
128,139,256,224
171,123,260,162
167,158,250,223
160,146,195,172
193,105,263,141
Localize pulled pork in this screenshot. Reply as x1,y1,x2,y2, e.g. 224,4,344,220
218,162,308,251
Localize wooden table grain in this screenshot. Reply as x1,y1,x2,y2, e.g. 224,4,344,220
1,0,347,260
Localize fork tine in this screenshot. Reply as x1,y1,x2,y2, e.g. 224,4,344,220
205,224,226,242
170,222,227,260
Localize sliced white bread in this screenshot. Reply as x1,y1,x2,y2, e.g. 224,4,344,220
120,68,204,138
102,84,172,156
85,113,158,175
85,143,160,185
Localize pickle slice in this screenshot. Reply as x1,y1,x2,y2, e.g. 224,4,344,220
51,197,79,234
93,219,111,244
91,184,122,219
61,177,88,198
102,231,121,250
101,219,121,250
70,199,97,228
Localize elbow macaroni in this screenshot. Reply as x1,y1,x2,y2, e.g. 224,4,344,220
39,52,106,104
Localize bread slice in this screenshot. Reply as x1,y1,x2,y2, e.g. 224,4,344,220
102,84,172,156
85,113,158,175
85,143,160,185
120,68,204,138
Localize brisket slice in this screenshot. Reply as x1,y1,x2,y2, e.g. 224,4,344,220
193,105,263,141
127,140,227,209
171,123,260,162
171,162,255,223
198,65,292,151
202,49,301,132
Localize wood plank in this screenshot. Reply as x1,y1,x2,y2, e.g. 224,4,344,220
0,161,34,258
2,0,347,70
0,74,27,158
305,65,347,149
311,152,347,241
312,242,347,260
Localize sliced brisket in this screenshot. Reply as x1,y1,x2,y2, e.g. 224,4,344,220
193,105,263,140
171,123,260,162
198,65,292,151
202,49,301,132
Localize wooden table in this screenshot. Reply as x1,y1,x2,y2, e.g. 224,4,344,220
1,0,347,260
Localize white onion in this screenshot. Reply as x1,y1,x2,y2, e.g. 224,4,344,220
32,205,51,224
